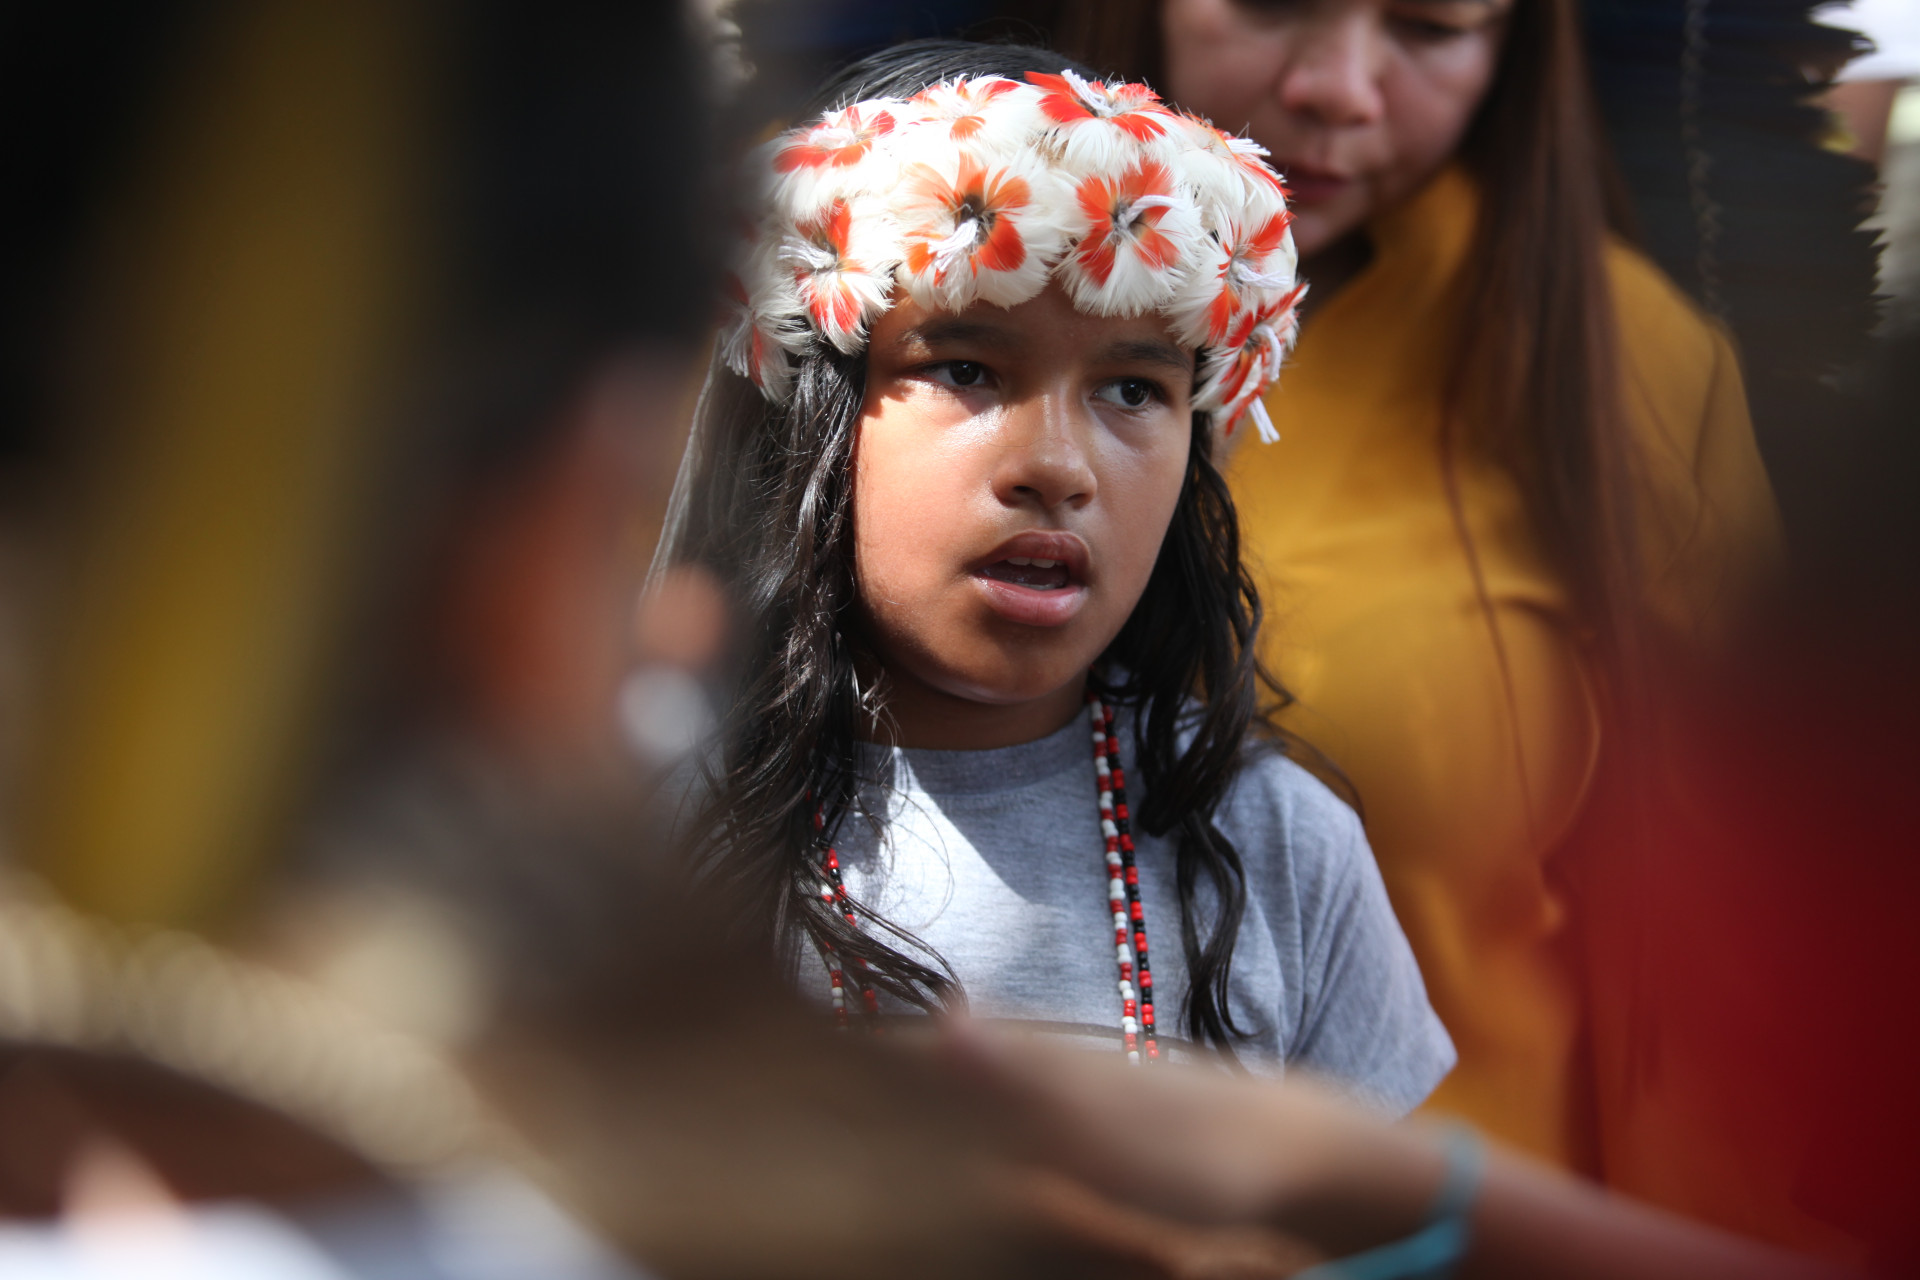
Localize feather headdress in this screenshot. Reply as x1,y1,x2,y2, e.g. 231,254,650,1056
727,70,1305,440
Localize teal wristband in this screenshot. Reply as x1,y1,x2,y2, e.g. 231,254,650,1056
1292,1126,1485,1280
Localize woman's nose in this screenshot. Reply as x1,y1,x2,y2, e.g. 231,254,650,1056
1275,14,1387,128
995,393,1097,512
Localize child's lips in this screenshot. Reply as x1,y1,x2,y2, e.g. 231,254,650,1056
971,572,1088,627
970,532,1090,627
979,557,1072,590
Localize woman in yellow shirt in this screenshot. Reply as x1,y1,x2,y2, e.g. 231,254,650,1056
1041,0,1799,1231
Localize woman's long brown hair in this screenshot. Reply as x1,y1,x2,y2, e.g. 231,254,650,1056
1042,0,1647,712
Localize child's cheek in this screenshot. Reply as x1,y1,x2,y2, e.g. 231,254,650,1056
848,413,967,646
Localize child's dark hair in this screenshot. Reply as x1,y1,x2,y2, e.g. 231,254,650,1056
672,39,1286,1054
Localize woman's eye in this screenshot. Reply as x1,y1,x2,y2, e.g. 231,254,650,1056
1095,378,1160,410
1388,7,1485,40
929,360,988,388
1393,16,1470,40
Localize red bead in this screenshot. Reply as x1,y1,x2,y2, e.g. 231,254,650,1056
1115,803,1129,821
1110,769,1125,790
1119,834,1134,852
1141,971,1153,988
1125,867,1138,886
826,851,839,870
1119,962,1133,979
1124,1032,1138,1049
1130,902,1143,921
863,989,879,1012
1106,836,1119,853
1123,1000,1136,1016
1146,1043,1160,1060
1134,930,1147,952
1142,1007,1155,1026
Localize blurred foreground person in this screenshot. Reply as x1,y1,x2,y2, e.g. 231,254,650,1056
0,1,1072,1275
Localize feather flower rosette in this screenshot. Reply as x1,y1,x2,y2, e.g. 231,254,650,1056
722,70,1306,439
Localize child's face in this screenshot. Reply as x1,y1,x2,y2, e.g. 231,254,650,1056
853,284,1194,736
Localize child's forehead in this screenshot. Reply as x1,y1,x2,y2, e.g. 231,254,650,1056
870,284,1191,364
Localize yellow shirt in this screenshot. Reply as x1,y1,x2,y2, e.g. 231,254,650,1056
1226,166,1783,1167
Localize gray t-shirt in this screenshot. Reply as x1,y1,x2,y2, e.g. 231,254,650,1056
802,709,1455,1116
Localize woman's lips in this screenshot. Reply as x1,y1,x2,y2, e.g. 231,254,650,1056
1279,163,1353,206
970,531,1089,628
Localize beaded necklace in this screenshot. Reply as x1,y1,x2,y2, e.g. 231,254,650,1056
812,691,1159,1063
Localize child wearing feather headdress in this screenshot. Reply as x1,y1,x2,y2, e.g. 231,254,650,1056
658,39,1451,1104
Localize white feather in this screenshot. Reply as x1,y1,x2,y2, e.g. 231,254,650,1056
891,149,1073,313
896,77,1051,155
1057,168,1205,317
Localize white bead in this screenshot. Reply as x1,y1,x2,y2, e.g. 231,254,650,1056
1094,756,1110,775
1108,877,1124,897
1098,792,1113,812
1127,1050,1141,1065
1106,851,1122,867
1113,912,1127,930
1122,1017,1138,1034
831,988,845,1005
1117,946,1131,967
1119,980,1135,999
1088,699,1105,718
819,885,835,901
1101,819,1118,838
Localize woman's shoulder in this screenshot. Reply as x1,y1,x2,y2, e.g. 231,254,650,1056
1602,238,1786,632
1604,238,1724,343
1602,238,1746,446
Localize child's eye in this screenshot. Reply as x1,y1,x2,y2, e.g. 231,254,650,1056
927,360,989,388
1094,378,1162,410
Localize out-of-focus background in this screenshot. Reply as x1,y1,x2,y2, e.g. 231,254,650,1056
1,0,1917,1275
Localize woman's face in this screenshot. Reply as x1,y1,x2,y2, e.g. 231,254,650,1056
1162,0,1512,257
852,284,1193,745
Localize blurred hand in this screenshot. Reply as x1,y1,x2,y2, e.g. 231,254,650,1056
933,1019,1439,1236
470,1009,1345,1280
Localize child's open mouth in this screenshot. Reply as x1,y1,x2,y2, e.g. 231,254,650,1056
971,533,1090,627
979,556,1071,590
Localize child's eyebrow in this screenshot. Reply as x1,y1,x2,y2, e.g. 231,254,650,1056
891,319,1191,375
894,317,1017,350
1100,338,1194,375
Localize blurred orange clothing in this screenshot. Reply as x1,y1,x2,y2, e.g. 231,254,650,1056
1226,166,1783,1168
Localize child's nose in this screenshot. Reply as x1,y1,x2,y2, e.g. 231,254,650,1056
995,392,1097,512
